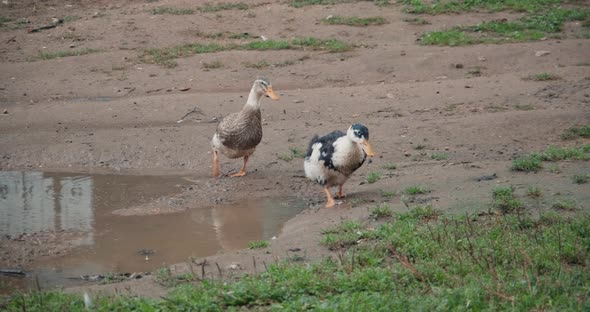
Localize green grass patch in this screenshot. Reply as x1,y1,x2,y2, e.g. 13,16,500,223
561,125,590,140
401,0,563,14
198,2,249,12
243,61,270,69
322,16,387,26
37,48,101,60
247,240,270,249
404,185,429,195
6,210,590,311
420,8,590,46
143,38,350,67
420,29,476,46
366,172,382,184
511,155,543,172
512,145,589,172
524,72,561,81
152,6,195,15
278,146,306,162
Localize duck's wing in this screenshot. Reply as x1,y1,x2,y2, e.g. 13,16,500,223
216,110,262,150
305,130,345,170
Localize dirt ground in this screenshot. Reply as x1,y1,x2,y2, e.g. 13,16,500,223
1,0,589,298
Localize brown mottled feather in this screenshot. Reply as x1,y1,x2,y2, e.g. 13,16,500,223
216,106,262,151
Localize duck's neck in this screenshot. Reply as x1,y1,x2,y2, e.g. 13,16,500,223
244,84,263,110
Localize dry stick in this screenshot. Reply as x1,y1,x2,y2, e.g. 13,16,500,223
35,274,43,309
262,261,268,272
388,245,430,289
252,256,257,274
176,107,205,123
201,259,207,280
215,262,223,280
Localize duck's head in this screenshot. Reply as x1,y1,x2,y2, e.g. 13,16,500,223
254,78,280,100
347,124,375,157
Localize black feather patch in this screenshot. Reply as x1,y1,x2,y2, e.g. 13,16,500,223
306,130,346,170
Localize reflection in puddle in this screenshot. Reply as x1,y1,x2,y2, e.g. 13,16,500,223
0,171,306,291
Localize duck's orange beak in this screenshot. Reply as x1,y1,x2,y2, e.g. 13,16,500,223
266,87,280,100
362,140,375,157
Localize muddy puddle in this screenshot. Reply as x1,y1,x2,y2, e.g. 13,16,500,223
0,171,306,292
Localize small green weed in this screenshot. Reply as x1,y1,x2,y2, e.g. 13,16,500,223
247,240,269,249
561,125,590,140
401,0,564,14
403,17,430,25
350,197,368,207
152,6,195,15
404,185,429,195
399,204,439,221
322,16,387,27
370,203,393,219
572,174,588,184
382,162,397,170
366,172,382,184
202,60,223,69
38,48,101,60
576,61,590,66
527,186,542,198
430,152,448,161
321,220,368,250
243,61,270,69
513,103,535,110
524,72,561,81
278,146,306,162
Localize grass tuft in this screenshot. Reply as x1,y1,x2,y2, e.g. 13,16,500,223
152,6,195,15
572,174,588,184
370,203,393,219
492,186,524,214
366,172,382,184
247,240,270,249
404,185,430,195
511,155,543,172
430,152,448,161
278,146,306,162
524,72,561,81
202,60,223,69
382,162,397,170
198,2,249,12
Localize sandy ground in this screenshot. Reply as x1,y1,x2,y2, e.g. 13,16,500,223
1,0,589,297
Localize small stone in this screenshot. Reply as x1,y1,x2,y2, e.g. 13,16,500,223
2,108,7,114
535,50,550,57
403,151,411,157
477,56,486,61
455,63,464,68
294,99,304,103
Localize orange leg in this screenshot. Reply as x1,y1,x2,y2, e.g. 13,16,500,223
230,155,249,177
335,185,346,199
324,186,335,208
212,150,220,178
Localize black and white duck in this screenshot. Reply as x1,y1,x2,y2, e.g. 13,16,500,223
304,124,375,207
211,78,279,177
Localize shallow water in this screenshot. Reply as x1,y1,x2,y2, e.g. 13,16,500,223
0,171,306,290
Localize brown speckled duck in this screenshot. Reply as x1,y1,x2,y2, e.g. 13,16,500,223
211,78,279,178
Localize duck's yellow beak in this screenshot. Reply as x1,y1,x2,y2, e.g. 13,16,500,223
362,140,375,157
266,87,280,100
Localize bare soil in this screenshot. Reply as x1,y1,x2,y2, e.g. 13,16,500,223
1,0,589,298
